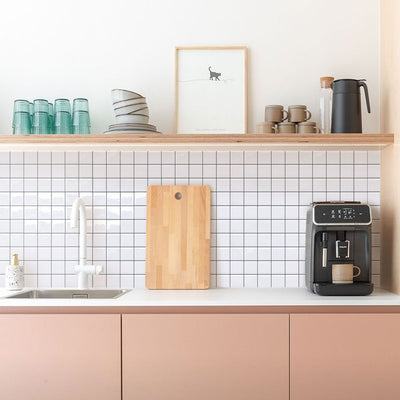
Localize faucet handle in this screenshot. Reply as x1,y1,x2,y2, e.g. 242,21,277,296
94,265,103,274
74,264,103,275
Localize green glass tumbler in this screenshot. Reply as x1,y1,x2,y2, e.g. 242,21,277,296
14,99,30,114
32,111,49,134
73,98,89,113
13,100,30,128
33,99,49,113
54,98,71,114
72,111,90,134
13,112,31,135
48,103,54,134
55,111,72,134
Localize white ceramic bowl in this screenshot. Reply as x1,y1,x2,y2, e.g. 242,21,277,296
130,109,149,117
111,89,144,103
114,104,149,116
113,97,147,107
129,107,149,116
115,114,149,124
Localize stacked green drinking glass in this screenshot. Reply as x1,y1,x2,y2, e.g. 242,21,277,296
12,97,91,134
72,98,90,134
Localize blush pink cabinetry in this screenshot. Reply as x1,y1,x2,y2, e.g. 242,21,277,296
122,314,289,400
290,314,400,400
0,314,121,400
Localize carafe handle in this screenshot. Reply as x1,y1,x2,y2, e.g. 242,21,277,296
358,80,371,113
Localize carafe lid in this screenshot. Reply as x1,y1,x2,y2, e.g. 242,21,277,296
320,77,334,88
331,79,361,92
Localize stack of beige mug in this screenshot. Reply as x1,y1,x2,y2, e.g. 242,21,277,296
257,105,320,134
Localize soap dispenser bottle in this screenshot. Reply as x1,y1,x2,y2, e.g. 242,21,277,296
5,254,24,290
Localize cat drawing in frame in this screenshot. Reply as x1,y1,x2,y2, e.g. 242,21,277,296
208,66,221,81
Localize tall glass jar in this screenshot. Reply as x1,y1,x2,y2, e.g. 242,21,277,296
320,76,334,134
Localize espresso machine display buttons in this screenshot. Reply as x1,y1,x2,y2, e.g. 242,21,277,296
314,204,371,225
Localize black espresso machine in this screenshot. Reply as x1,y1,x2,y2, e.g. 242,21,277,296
306,201,373,296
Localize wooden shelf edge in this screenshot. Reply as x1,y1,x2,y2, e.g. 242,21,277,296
0,133,393,151
0,133,393,143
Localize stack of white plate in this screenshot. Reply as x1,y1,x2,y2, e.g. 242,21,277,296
106,89,160,133
107,123,157,132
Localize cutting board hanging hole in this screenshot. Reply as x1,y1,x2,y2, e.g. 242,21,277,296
175,192,182,200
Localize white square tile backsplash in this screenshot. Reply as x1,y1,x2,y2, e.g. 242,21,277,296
0,150,381,289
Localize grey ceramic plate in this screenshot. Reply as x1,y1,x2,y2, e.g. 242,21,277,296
104,130,161,134
109,123,156,129
107,126,157,132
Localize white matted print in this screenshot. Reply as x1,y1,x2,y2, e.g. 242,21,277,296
175,47,247,134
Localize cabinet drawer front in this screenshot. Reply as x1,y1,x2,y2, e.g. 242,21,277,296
0,314,121,400
123,314,289,400
291,314,400,400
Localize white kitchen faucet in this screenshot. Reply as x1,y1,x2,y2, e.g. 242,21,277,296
70,198,102,289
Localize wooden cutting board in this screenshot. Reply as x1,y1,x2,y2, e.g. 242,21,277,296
146,185,210,289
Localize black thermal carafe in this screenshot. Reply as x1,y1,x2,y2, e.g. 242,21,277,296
331,79,371,133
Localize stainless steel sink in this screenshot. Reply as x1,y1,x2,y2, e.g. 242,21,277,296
5,289,130,299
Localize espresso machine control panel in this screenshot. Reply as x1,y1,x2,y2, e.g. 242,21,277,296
313,203,371,225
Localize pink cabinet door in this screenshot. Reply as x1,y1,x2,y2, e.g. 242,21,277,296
0,314,121,400
122,314,289,400
291,314,400,400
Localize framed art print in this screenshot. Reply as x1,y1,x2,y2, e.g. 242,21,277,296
175,46,247,134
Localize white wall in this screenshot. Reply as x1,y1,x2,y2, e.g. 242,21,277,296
0,0,380,134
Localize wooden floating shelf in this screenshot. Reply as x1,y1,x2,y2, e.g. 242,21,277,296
0,133,393,150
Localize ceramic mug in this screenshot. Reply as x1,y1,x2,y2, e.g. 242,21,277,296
256,122,278,134
265,105,288,123
297,122,320,134
277,122,296,134
332,264,361,284
288,105,312,123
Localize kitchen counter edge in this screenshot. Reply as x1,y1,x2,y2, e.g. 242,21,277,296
0,288,400,313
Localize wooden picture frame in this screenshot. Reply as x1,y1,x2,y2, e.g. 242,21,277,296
175,46,247,134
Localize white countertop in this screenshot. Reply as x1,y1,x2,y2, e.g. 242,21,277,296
0,287,400,307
